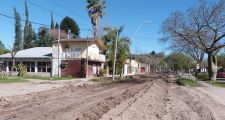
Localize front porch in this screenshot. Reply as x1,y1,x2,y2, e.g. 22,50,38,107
60,59,104,78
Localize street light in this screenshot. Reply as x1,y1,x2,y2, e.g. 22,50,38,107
130,20,151,75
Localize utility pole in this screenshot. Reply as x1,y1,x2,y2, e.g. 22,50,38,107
57,24,61,77
86,36,89,78
112,29,119,80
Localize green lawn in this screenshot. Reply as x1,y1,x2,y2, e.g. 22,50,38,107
177,78,202,87
21,76,75,81
0,75,76,83
0,77,29,83
208,81,225,88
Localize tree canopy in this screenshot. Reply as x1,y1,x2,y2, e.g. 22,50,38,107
164,52,194,71
51,12,54,30
161,0,225,80
13,7,22,52
37,26,52,47
0,41,10,55
60,16,80,37
23,1,33,49
102,26,130,77
87,0,106,38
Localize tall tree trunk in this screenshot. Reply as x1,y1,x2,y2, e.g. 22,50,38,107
207,52,217,81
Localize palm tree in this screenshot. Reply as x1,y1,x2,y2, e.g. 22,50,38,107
102,26,130,78
116,37,130,78
86,0,106,38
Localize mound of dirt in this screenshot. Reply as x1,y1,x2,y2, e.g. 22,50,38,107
100,79,169,120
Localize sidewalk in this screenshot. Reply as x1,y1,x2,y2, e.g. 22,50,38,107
196,81,225,106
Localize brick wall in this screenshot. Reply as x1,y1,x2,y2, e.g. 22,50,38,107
61,60,82,77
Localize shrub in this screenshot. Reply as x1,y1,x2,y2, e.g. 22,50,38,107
195,72,209,81
17,64,27,76
99,69,107,76
176,78,185,86
0,74,4,79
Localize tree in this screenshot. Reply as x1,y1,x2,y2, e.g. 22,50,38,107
102,26,126,76
37,26,52,47
60,16,80,37
86,0,106,38
116,37,130,78
137,51,165,74
217,53,225,68
10,8,22,76
23,1,33,49
164,52,194,73
51,12,54,30
166,40,205,68
0,41,10,55
161,0,225,81
31,29,38,47
0,41,5,49
55,22,59,29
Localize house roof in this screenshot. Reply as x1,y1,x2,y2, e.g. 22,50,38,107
52,38,106,50
0,47,52,59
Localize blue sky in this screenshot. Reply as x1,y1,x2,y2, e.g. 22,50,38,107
0,0,202,54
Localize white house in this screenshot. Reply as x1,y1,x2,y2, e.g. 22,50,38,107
0,47,52,76
0,38,107,78
123,59,148,75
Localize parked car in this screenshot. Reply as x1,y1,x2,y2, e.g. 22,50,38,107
217,68,225,78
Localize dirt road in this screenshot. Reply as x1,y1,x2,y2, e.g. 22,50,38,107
0,75,225,120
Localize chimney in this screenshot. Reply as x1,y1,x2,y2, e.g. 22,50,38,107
67,29,71,39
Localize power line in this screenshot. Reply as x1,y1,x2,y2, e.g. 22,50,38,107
50,0,89,21
0,13,93,35
0,13,50,27
26,0,90,27
26,0,64,17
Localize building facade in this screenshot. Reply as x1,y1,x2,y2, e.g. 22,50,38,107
0,47,52,76
123,59,148,75
52,38,106,78
0,38,106,78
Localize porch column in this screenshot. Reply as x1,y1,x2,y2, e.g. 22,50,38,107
6,61,9,72
34,61,38,74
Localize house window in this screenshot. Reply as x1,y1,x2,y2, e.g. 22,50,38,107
8,61,20,72
75,48,81,51
22,61,35,72
38,62,51,73
64,44,70,49
47,62,51,72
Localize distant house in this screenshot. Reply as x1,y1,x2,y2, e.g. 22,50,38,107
123,59,148,75
0,38,106,78
0,47,52,76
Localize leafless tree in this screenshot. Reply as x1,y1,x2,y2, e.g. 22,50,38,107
161,0,225,81
168,40,205,68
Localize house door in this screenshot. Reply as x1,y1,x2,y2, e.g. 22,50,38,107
93,64,97,75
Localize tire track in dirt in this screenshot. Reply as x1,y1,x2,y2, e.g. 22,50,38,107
185,87,225,120
0,77,154,120
100,78,169,120
1,74,223,120
161,75,218,120
163,85,214,120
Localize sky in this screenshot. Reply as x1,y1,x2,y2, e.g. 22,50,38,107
0,0,203,54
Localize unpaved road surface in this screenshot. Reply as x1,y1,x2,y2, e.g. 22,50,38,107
0,74,225,120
